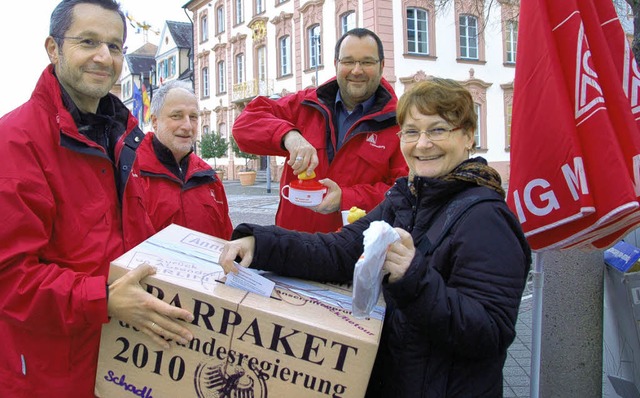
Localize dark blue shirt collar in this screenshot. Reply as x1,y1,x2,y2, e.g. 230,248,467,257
335,89,377,114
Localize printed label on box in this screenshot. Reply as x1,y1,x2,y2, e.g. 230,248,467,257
96,224,384,398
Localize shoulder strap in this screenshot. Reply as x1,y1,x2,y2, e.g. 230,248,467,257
418,186,502,255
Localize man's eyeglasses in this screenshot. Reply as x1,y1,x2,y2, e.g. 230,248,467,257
337,59,380,69
397,127,461,143
54,36,127,56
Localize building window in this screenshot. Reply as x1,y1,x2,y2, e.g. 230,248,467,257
255,0,264,15
216,6,225,34
217,61,226,94
308,25,321,69
253,46,267,95
203,125,210,135
505,20,517,64
235,0,244,25
279,36,291,76
202,67,209,98
235,53,245,84
459,14,479,60
474,103,482,148
407,7,428,55
505,102,513,149
123,80,131,99
257,46,266,82
157,58,177,81
219,122,227,138
168,56,176,77
502,83,514,150
340,11,356,36
201,14,208,42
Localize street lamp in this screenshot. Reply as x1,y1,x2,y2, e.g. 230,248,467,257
267,93,282,193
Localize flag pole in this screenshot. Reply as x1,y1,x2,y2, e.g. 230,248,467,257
530,252,544,398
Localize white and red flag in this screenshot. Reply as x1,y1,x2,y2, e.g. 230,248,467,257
507,0,640,250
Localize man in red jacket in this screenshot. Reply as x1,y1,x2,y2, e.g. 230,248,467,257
132,80,233,239
0,1,194,397
232,28,408,233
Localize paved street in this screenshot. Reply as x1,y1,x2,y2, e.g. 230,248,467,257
222,180,533,397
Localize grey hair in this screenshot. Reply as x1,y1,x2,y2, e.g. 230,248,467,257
50,0,127,48
150,80,196,116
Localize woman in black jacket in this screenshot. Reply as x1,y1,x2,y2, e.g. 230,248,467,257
220,78,531,397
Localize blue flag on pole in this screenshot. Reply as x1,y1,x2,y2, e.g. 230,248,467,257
132,83,142,121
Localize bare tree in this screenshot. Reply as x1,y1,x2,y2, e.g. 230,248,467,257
434,0,520,34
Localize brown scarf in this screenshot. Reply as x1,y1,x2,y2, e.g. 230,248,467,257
409,158,506,198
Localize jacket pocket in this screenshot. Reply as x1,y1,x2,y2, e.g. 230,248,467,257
2,326,72,377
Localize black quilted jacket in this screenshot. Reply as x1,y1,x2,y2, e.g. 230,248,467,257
233,172,531,398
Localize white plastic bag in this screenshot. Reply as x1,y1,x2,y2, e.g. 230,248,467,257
352,221,400,319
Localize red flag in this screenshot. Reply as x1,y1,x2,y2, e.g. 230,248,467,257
507,0,640,250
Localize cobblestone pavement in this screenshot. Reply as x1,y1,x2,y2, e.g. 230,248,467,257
223,180,533,397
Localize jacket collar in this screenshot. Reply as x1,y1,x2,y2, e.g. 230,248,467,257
151,133,191,181
137,133,215,183
313,77,398,117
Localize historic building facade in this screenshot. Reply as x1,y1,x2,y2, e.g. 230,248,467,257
183,0,519,182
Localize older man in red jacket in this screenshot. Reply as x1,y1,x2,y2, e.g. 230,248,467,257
0,1,194,396
232,28,407,233
130,80,233,240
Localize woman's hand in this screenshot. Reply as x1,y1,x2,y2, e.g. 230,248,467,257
383,228,415,283
219,236,256,274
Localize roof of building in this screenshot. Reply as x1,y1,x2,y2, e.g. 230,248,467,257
166,21,193,49
126,53,156,75
131,42,158,56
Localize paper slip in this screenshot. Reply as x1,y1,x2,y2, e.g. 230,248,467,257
265,273,385,320
225,264,275,297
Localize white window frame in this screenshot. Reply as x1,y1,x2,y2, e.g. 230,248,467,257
407,7,429,55
168,56,176,77
279,36,291,76
256,0,264,14
474,103,482,148
202,67,209,97
217,61,226,93
340,12,355,36
459,14,479,60
201,14,208,42
235,0,244,25
308,25,321,68
216,6,225,34
505,20,517,64
257,46,266,82
236,54,245,84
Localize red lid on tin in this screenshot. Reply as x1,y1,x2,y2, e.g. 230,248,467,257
290,178,325,191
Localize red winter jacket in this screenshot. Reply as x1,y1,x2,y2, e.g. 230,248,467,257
232,78,408,233
128,132,233,240
0,65,147,397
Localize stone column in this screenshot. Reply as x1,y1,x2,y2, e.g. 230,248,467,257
538,249,603,397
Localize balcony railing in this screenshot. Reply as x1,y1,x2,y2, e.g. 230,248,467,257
232,79,275,102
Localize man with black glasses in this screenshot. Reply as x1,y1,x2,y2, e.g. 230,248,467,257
0,1,194,396
232,28,407,233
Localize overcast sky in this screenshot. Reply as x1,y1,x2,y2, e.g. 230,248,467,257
0,0,190,116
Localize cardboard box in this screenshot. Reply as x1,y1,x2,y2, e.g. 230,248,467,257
603,241,640,397
95,224,384,398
